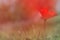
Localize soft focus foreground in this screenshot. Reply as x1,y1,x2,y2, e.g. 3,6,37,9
0,16,60,40
0,0,60,40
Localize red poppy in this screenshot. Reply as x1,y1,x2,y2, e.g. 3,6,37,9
39,7,57,19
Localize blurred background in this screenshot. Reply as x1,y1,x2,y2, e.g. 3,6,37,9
0,0,60,40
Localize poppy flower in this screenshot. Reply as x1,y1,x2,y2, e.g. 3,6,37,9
39,7,57,19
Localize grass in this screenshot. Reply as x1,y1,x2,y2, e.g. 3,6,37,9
0,15,60,40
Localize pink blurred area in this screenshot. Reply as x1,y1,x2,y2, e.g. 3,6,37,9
0,0,58,23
